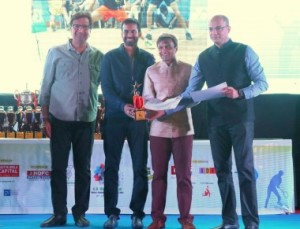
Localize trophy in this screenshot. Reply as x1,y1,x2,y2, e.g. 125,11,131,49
15,106,25,139
14,85,39,108
6,106,16,138
132,82,146,121
94,104,104,140
33,106,43,138
0,106,6,138
24,106,34,139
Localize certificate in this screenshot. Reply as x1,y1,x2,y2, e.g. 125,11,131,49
190,82,227,102
144,82,227,111
144,96,182,110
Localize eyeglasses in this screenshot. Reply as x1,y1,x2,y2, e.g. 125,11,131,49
72,24,91,30
209,26,228,32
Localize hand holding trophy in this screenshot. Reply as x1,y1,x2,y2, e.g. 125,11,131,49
132,82,145,121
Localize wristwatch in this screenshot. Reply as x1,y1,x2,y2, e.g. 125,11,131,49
238,89,245,99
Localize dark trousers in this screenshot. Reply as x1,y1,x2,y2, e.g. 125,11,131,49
149,135,193,223
103,117,148,218
50,116,95,217
208,122,259,227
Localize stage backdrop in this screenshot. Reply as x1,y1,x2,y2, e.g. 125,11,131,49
0,139,294,215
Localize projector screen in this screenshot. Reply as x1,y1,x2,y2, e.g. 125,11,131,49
1,0,299,94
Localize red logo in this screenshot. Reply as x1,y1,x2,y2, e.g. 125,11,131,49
27,170,51,176
0,165,20,177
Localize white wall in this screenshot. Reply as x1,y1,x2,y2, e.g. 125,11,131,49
2,0,43,94
1,0,300,94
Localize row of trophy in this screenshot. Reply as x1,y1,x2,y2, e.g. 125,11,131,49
0,105,42,138
0,103,107,139
0,85,43,139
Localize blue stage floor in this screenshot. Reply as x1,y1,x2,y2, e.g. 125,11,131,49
0,214,299,229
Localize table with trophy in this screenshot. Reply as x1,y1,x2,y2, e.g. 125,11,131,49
0,87,106,140
0,87,42,139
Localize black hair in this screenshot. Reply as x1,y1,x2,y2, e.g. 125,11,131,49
160,4,168,12
156,33,178,48
121,18,141,33
70,11,92,27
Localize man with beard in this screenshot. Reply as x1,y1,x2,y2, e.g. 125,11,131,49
100,18,155,229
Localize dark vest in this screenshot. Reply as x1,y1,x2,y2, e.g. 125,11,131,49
198,40,254,126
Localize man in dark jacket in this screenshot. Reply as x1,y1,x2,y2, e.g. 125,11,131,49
147,15,268,229
100,18,155,229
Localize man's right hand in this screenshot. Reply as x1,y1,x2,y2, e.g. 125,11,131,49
43,119,52,138
124,104,135,119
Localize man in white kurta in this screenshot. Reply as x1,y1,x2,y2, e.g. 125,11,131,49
143,33,195,229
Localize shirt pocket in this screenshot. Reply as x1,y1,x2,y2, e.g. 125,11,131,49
89,63,100,84
56,60,74,80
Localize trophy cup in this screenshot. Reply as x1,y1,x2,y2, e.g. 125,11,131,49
13,85,40,139
33,106,43,138
24,106,34,139
6,106,16,138
14,85,39,108
132,82,145,121
15,106,24,139
94,104,105,140
0,106,6,138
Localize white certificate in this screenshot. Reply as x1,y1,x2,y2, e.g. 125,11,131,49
190,82,227,102
144,96,182,110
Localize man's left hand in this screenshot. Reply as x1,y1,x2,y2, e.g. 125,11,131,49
222,86,239,99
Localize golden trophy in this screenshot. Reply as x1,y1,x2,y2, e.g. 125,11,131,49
0,106,6,138
15,106,25,139
94,104,104,140
132,82,146,121
6,106,16,138
24,106,34,139
33,106,43,138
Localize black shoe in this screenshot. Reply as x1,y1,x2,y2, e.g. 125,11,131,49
185,32,192,40
131,216,143,229
212,223,239,229
40,214,67,227
74,215,90,227
103,215,119,229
